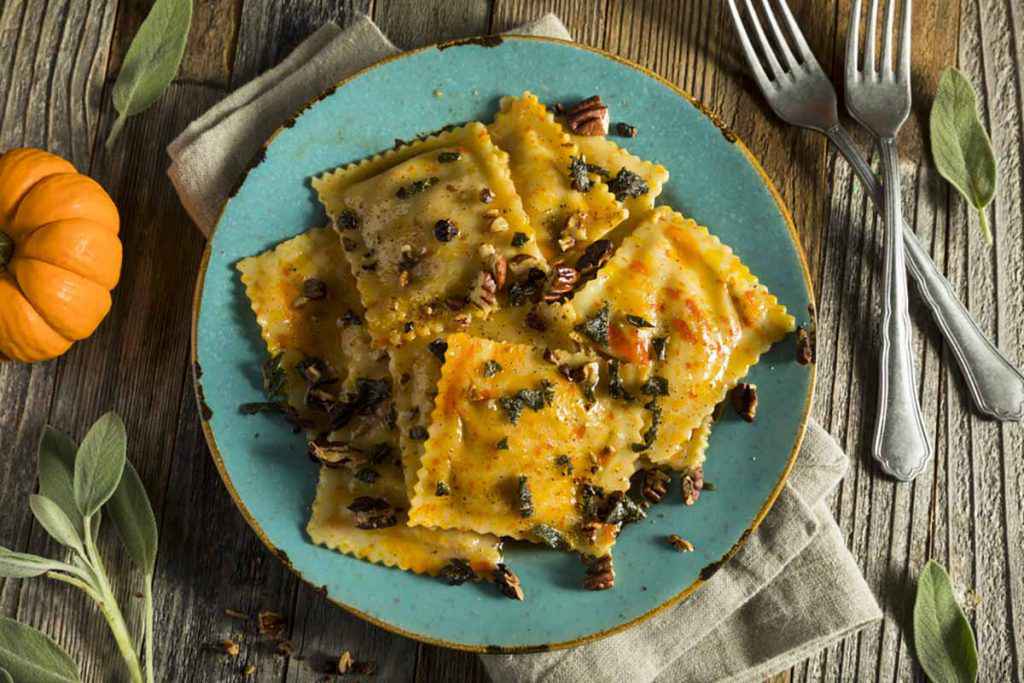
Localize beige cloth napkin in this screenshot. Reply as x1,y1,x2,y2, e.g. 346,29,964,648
166,14,882,681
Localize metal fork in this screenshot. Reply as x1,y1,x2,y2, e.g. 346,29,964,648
727,0,1024,427
843,0,930,480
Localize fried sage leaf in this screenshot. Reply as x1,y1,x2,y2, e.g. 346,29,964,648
930,68,997,245
107,0,193,148
913,560,978,683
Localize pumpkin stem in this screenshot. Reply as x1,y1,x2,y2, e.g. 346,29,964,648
0,231,12,269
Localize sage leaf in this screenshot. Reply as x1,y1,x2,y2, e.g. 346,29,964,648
37,427,84,538
914,560,978,683
0,666,13,683
106,0,193,148
28,495,83,554
107,460,159,575
0,548,68,579
73,412,127,519
930,68,997,245
0,617,81,683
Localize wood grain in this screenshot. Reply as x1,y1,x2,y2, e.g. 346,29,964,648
1,0,1022,681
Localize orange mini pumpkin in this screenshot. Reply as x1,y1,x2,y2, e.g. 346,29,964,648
0,148,122,362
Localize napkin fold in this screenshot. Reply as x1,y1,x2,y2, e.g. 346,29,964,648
167,13,881,682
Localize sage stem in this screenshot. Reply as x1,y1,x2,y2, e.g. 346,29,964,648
143,577,155,683
83,516,144,683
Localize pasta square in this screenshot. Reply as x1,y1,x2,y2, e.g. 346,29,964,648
238,228,501,575
488,92,627,260
565,207,795,465
408,334,644,556
312,123,546,345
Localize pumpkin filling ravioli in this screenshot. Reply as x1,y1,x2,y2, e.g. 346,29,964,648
235,94,797,596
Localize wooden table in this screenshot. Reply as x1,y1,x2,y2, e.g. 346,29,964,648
1,1,1021,680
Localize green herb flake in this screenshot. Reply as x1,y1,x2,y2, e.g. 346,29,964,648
632,400,662,452
409,426,429,441
608,359,634,402
354,467,380,485
641,376,669,397
337,209,360,230
433,218,459,242
913,560,978,683
651,336,668,362
499,381,555,424
261,352,286,400
427,338,448,363
435,481,451,496
554,454,573,476
579,482,604,521
607,168,650,201
575,303,610,346
511,232,529,247
569,156,593,192
625,314,653,328
602,493,646,525
517,475,534,518
930,68,998,245
496,437,509,450
396,176,440,199
531,523,570,550
439,559,475,585
481,360,503,377
437,151,462,163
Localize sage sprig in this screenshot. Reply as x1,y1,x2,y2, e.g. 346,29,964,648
106,0,193,148
0,412,160,683
914,559,979,683
930,68,998,245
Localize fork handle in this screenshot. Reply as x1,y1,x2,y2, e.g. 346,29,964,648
869,137,933,481
828,125,1024,422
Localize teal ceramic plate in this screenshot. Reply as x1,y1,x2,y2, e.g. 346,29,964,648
193,36,815,652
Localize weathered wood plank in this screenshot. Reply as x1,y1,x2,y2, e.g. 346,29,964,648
374,0,490,48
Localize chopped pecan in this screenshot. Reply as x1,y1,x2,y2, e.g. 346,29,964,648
575,239,613,276
348,496,398,529
566,95,609,136
308,439,365,469
615,122,638,137
640,467,671,504
543,263,580,302
494,564,525,601
489,215,510,233
667,534,694,552
336,651,355,674
579,520,602,545
220,639,240,657
796,325,816,364
731,383,758,422
481,246,507,290
469,270,498,311
480,187,496,203
681,466,704,506
582,554,615,590
507,253,542,277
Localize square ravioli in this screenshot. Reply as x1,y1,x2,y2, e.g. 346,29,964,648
390,303,584,499
238,228,501,575
565,207,795,466
488,92,627,260
408,334,644,556
311,122,546,345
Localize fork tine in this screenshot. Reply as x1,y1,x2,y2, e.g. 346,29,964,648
881,0,897,77
897,0,912,82
864,0,880,75
727,0,775,92
776,0,817,65
760,1,798,70
846,0,862,81
742,0,786,81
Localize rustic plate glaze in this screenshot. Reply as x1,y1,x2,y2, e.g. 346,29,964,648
192,36,815,652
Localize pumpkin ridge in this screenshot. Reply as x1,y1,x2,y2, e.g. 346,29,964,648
0,274,72,362
10,258,112,341
13,218,123,289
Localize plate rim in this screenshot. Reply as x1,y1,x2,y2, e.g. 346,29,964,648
190,33,817,653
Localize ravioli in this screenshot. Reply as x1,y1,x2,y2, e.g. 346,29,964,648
488,92,627,259
564,207,795,466
569,132,669,233
390,303,585,499
238,228,501,575
408,334,644,556
311,122,546,345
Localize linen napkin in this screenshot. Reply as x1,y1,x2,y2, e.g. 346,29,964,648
166,13,882,682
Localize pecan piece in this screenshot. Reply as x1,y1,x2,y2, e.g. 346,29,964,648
575,239,613,276
494,563,525,601
667,534,694,552
469,270,498,311
731,383,758,422
566,95,609,136
796,325,816,364
543,263,580,302
582,554,615,590
479,244,507,290
681,466,704,506
640,467,671,504
308,439,364,470
347,496,398,529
